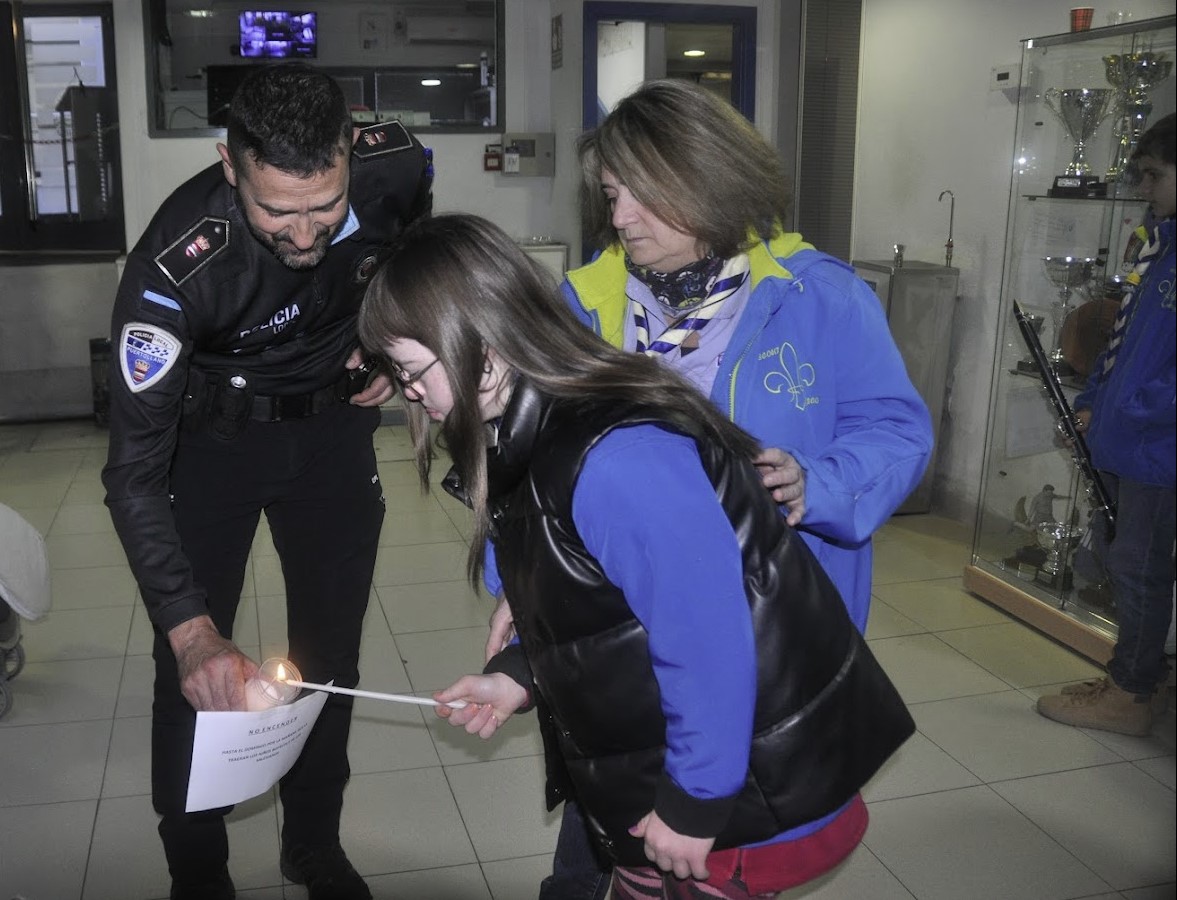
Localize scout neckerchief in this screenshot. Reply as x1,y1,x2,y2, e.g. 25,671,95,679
627,254,751,357
1103,223,1162,375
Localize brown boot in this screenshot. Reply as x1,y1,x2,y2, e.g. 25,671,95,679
1062,676,1170,716
1037,678,1153,736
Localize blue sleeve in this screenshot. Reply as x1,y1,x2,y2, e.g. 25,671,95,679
482,539,502,598
571,425,756,801
786,275,933,542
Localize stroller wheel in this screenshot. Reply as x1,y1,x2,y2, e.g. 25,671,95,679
3,641,24,680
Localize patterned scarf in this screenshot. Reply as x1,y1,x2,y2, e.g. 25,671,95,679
625,253,728,315
1103,223,1162,375
627,254,750,357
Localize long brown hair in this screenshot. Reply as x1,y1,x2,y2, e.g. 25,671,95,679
359,213,759,587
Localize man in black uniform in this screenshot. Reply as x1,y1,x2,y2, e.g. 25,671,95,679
102,63,432,900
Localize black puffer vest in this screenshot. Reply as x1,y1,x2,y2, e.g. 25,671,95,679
471,381,913,866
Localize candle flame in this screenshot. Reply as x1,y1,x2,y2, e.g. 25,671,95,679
277,663,287,681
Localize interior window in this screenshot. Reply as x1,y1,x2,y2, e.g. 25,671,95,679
0,2,123,254
144,0,503,135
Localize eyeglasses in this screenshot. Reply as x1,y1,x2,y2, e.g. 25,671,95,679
391,357,440,392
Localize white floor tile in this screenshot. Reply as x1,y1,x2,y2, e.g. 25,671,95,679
83,792,282,900
346,702,442,775
377,580,491,635
869,633,1010,703
48,501,117,535
912,690,1122,782
873,577,1012,632
481,853,552,900
115,654,155,718
334,769,477,874
992,763,1177,891
444,755,561,862
365,862,493,899
865,598,926,640
0,799,96,900
862,730,981,802
0,720,112,806
1133,754,1176,790
51,565,138,610
372,541,468,587
394,627,488,694
0,656,123,727
938,621,1106,688
102,715,152,797
776,843,915,899
45,531,128,570
864,785,1111,900
20,605,132,662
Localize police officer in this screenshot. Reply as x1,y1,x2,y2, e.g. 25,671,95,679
102,63,432,900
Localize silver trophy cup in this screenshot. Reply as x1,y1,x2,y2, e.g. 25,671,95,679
1042,256,1096,369
1035,521,1084,579
1043,88,1114,188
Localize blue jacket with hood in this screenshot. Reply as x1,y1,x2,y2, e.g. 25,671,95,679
1074,217,1176,488
560,231,934,630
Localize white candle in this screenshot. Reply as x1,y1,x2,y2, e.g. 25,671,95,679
280,678,468,709
244,657,303,711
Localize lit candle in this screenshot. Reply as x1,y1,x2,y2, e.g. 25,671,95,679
244,657,303,711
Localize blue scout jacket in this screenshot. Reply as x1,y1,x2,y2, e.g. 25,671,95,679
561,231,934,629
1075,217,1176,488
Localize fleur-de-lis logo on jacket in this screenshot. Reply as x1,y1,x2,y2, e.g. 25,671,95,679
764,341,818,409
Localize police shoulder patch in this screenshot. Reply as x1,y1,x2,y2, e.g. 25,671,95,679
120,323,182,394
155,217,230,286
353,121,414,159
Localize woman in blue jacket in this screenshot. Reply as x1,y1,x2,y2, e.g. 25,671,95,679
485,79,933,899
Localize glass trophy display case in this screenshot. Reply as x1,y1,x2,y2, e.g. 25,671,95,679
963,14,1175,663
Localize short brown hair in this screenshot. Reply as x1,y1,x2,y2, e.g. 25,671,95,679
578,80,792,258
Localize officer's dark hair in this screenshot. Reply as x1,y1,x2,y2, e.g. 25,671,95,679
1132,112,1175,167
226,63,351,177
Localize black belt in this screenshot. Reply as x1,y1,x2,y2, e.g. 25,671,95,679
250,377,352,422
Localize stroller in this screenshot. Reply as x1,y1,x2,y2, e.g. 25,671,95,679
0,503,51,720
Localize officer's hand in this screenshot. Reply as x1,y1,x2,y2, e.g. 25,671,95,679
166,616,257,711
1074,408,1092,433
345,348,396,407
754,447,806,526
485,594,516,663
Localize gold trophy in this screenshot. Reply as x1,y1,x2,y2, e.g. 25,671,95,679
1043,88,1114,197
1103,51,1173,183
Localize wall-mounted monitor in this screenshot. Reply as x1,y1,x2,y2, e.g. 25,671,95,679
239,11,317,59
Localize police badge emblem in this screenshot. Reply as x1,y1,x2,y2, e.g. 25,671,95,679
155,217,229,286
120,323,182,393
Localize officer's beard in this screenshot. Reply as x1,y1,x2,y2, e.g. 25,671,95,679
248,220,339,271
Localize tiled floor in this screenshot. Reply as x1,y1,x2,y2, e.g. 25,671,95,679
0,418,1173,900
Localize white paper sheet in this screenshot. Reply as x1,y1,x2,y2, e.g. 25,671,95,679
185,687,329,812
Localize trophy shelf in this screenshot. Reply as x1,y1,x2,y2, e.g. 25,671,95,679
966,13,1174,661
963,564,1115,665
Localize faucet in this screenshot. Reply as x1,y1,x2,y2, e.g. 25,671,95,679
938,190,955,268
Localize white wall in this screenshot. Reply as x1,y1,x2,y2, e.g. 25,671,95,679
853,0,1172,524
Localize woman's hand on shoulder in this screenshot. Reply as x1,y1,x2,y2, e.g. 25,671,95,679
753,447,806,525
629,811,715,882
